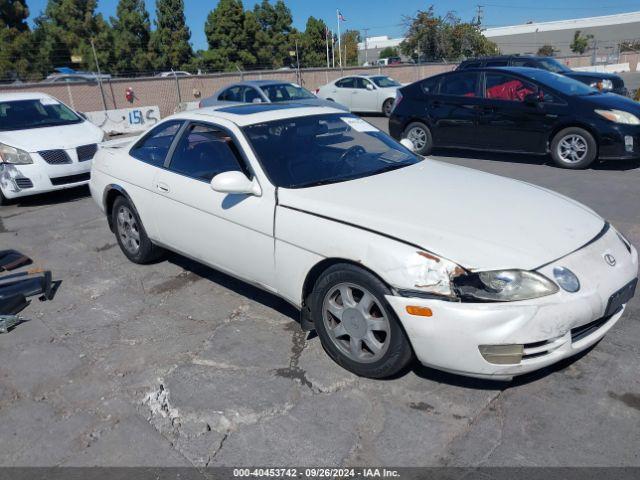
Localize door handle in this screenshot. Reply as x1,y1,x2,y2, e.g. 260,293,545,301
156,182,170,193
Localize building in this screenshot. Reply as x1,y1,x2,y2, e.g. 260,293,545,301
483,11,640,58
357,36,405,65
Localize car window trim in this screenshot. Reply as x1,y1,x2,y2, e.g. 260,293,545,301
164,120,255,183
129,120,186,167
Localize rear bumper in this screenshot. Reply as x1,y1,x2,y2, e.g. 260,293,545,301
386,226,638,380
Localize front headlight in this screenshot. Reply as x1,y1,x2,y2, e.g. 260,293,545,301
590,79,613,91
0,143,33,165
595,109,640,125
453,270,559,302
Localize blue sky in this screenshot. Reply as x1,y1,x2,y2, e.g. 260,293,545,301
26,0,640,50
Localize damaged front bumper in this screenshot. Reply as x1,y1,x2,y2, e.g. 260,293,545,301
386,226,638,381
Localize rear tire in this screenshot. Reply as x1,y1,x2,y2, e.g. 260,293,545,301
309,263,413,379
382,98,395,117
112,196,163,264
550,127,597,169
403,122,433,156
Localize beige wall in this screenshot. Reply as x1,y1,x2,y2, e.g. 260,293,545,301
1,55,636,119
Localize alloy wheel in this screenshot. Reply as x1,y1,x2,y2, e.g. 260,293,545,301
557,134,588,163
116,205,141,255
406,126,428,151
322,282,391,363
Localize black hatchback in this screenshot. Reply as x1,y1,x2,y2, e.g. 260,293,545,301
389,67,640,169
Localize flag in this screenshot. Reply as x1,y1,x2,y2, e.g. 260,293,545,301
338,10,346,22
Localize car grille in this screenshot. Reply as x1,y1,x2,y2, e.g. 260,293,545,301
50,172,90,186
76,144,98,162
39,149,71,164
14,178,33,189
571,314,614,343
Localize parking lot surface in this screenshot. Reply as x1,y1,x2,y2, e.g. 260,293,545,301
0,117,639,468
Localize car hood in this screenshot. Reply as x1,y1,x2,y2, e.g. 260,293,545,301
0,121,104,152
278,160,605,271
566,71,621,81
579,92,640,114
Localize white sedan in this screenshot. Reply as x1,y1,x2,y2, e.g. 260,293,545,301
316,75,401,116
89,104,637,380
0,92,105,204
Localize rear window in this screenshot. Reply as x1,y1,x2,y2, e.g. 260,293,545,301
421,76,440,95
130,121,183,167
0,98,82,131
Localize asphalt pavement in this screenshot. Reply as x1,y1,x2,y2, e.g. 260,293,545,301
0,117,638,468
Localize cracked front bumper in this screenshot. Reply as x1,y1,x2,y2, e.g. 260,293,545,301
386,227,638,381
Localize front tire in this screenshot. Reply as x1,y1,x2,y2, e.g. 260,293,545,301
550,127,597,169
112,196,163,264
382,98,395,117
309,263,413,379
403,122,433,155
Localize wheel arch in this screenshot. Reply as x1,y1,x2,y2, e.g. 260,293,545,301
103,184,135,232
547,122,600,153
402,117,432,135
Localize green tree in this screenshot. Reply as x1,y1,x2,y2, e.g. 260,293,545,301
341,30,360,66
537,44,556,56
252,0,295,68
301,16,329,67
570,30,593,55
400,6,497,62
0,0,33,81
32,0,113,76
151,0,193,70
111,0,152,75
378,46,399,59
202,0,255,71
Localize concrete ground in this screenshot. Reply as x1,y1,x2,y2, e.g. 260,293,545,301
0,117,639,468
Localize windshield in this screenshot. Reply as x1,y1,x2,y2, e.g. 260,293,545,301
371,76,401,88
539,58,571,73
260,83,315,102
518,70,597,96
243,114,421,188
0,98,82,131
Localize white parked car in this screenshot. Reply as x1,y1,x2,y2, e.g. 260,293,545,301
316,75,402,116
90,104,637,380
0,92,105,204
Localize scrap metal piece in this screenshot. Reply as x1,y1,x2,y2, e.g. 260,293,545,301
0,250,32,272
0,315,24,334
0,294,29,315
0,271,53,301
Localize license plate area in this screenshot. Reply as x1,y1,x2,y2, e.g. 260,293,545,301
605,278,637,317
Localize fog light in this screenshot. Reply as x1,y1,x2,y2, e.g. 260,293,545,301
479,344,523,365
625,135,634,153
553,267,580,293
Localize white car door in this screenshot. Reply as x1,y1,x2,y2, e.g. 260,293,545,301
150,120,276,290
331,78,357,109
352,78,379,112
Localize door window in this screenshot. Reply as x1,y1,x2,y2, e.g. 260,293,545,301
440,72,478,97
485,60,508,67
335,78,356,88
511,58,538,68
130,120,183,167
219,86,243,101
485,73,537,102
354,78,373,89
168,124,246,182
421,76,440,95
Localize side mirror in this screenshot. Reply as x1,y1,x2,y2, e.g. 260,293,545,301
210,171,262,197
400,138,417,152
366,83,374,91
524,92,541,106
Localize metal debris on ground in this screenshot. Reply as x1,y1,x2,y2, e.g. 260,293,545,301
0,314,24,334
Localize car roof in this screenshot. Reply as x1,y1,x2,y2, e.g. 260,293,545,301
172,103,347,127
0,92,54,102
233,80,296,88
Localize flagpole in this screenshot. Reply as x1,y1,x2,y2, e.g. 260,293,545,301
331,31,335,68
325,28,330,69
337,10,343,70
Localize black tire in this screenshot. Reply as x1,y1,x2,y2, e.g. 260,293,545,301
309,263,413,379
403,122,433,156
111,196,163,264
382,98,395,117
0,191,6,206
550,127,597,169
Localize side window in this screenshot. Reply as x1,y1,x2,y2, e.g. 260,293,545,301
130,121,183,167
168,124,245,182
440,72,478,97
460,61,480,70
220,87,241,101
421,76,440,95
486,60,508,67
336,78,355,88
243,87,262,103
485,73,537,102
511,58,538,68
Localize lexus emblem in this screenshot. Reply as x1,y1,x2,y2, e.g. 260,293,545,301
604,254,617,266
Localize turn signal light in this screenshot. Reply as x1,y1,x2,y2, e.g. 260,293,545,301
406,306,433,317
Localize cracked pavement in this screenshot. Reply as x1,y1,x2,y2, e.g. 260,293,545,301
0,126,639,467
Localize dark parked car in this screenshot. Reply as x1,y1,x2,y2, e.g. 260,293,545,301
389,67,640,168
457,56,627,96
